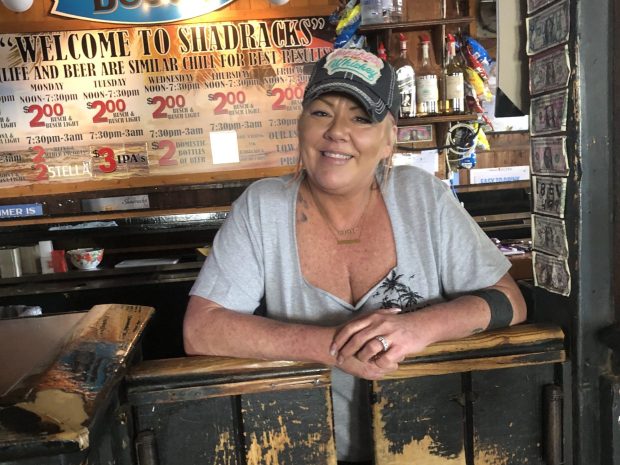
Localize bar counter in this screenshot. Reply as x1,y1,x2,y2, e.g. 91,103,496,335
125,323,565,465
0,304,153,464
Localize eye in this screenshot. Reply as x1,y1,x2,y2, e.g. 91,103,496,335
354,115,372,124
310,109,330,117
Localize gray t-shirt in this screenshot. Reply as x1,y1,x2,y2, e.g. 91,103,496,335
190,165,510,461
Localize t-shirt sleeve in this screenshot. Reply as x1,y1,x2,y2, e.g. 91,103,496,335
436,187,511,296
189,190,264,313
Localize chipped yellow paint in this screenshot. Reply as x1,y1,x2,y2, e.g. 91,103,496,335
213,430,235,465
374,434,466,465
245,417,293,465
245,409,337,465
373,392,465,465
474,444,509,465
16,389,90,449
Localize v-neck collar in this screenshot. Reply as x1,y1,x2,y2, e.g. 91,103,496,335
291,175,399,311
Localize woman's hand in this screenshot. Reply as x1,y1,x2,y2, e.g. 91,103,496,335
329,308,434,379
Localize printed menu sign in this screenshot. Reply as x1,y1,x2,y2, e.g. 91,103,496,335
0,18,334,189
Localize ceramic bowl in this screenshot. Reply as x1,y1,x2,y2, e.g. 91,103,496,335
67,248,104,270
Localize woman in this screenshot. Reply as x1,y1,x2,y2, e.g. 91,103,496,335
184,48,526,464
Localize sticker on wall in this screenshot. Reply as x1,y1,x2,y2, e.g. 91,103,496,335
533,251,571,296
526,0,570,55
530,90,568,135
51,0,237,24
527,0,559,14
0,203,43,219
529,45,570,95
532,214,568,258
531,136,568,176
532,175,567,218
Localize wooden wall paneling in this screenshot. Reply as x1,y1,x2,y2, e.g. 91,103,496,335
471,365,556,465
407,0,442,22
241,387,337,465
131,396,241,465
372,373,467,465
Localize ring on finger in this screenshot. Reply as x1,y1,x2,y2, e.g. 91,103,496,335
375,335,390,352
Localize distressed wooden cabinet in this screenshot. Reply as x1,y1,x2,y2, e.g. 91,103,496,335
118,324,565,465
125,357,337,465
371,324,567,465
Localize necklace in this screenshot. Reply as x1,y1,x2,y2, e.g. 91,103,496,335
305,179,374,245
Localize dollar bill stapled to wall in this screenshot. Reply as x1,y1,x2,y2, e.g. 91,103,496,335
530,136,569,176
533,251,571,297
526,0,570,55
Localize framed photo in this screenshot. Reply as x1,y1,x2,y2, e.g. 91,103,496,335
397,125,433,144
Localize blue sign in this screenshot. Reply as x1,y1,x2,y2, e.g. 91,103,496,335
0,203,43,219
52,0,237,24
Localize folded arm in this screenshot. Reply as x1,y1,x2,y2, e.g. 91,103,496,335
183,296,401,379
331,272,527,370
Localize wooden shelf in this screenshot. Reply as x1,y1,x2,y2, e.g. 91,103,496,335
359,16,475,32
0,206,229,228
0,261,203,298
455,180,531,193
398,113,479,126
0,166,295,200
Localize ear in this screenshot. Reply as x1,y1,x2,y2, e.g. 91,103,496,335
382,122,398,159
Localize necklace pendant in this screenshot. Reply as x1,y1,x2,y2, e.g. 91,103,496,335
336,238,361,245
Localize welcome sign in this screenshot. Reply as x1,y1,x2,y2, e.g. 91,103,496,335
51,0,237,24
0,17,334,189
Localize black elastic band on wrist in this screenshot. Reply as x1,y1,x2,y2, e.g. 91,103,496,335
470,289,514,330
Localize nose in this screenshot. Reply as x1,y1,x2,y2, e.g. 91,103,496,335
324,113,350,141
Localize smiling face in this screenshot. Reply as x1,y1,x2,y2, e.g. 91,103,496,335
298,92,396,196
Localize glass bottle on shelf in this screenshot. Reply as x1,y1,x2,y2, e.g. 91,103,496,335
392,33,416,118
377,41,388,60
382,0,402,23
441,34,466,114
361,0,384,25
415,35,439,116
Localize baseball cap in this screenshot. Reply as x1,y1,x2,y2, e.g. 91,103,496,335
302,48,400,123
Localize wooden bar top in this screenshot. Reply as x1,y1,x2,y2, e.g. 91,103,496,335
128,323,565,383
0,304,153,461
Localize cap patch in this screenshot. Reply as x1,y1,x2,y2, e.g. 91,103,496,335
324,48,384,85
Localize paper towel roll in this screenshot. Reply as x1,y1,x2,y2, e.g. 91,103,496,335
38,240,53,274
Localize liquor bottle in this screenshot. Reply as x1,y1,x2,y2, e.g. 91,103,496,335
360,0,383,25
441,34,465,114
415,36,439,116
377,41,388,61
381,0,402,23
392,33,416,118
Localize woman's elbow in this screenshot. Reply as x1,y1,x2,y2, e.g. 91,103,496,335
182,296,214,356
511,290,528,325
